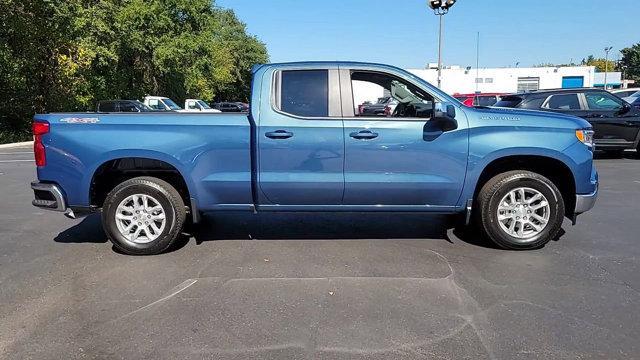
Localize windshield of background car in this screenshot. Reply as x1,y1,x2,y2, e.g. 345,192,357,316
196,100,212,109
163,98,182,110
585,92,623,110
494,96,523,108
475,96,498,107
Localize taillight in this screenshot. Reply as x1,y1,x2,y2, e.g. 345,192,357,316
33,121,49,166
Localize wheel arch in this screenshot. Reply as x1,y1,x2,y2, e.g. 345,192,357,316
87,151,195,210
468,152,577,216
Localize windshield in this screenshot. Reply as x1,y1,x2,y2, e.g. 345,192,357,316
162,98,182,110
495,96,523,108
196,100,211,109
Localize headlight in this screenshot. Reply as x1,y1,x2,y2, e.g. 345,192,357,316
575,129,595,148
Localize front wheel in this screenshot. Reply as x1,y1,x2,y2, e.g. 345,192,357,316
102,177,186,255
476,171,565,250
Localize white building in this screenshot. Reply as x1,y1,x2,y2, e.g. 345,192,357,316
406,65,623,95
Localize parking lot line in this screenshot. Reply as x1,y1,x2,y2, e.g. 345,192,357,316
0,152,33,155
0,160,34,163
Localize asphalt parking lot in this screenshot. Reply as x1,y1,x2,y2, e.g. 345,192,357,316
1,145,639,359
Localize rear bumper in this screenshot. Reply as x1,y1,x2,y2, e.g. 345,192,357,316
31,181,67,211
575,184,598,214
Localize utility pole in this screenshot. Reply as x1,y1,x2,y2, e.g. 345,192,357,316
428,0,457,89
475,31,480,93
604,46,612,90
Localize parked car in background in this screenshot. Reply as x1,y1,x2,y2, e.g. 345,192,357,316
96,100,152,112
622,96,640,110
143,96,182,111
495,88,640,155
31,61,597,255
359,97,398,116
453,93,505,107
611,88,640,99
184,99,222,113
212,102,249,112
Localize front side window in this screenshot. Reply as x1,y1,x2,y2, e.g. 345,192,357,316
351,71,434,118
99,102,117,112
147,99,163,110
279,70,328,117
545,94,581,110
585,92,623,110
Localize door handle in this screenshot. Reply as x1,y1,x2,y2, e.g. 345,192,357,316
350,130,378,140
265,130,293,139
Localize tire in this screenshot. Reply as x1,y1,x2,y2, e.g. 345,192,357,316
476,170,564,250
101,176,186,255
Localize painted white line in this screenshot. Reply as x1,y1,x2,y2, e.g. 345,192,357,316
0,160,34,163
0,141,33,149
0,152,33,155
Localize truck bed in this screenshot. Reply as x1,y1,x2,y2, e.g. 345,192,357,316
34,112,253,211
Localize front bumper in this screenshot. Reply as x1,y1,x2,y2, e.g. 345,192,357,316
574,184,598,214
31,181,67,212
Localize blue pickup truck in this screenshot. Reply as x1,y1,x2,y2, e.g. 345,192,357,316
31,62,598,255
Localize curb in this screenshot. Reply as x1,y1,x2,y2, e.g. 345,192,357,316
0,141,33,149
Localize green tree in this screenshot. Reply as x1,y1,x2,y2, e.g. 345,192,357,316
0,0,268,143
620,43,640,82
580,55,617,72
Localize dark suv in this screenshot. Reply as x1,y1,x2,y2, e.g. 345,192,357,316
97,100,152,112
495,88,640,154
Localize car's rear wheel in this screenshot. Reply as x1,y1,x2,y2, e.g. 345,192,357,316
476,170,564,250
102,176,186,255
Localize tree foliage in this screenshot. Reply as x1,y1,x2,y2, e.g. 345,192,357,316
580,55,617,72
620,43,640,83
0,0,268,142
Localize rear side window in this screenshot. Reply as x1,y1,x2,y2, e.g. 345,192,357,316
545,94,581,110
279,70,328,117
98,102,117,112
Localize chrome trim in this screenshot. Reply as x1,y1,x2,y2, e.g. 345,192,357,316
575,185,598,214
31,181,66,212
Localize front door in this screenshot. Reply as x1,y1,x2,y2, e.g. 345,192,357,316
341,69,468,207
257,68,345,205
582,91,640,145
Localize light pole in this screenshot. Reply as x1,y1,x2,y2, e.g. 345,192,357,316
428,0,457,89
604,46,612,90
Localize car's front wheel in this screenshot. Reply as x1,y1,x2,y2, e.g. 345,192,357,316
476,170,565,250
102,177,186,255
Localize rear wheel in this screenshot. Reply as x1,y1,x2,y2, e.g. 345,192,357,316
476,171,564,250
102,177,186,255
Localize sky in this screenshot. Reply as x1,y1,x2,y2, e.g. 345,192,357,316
216,0,635,69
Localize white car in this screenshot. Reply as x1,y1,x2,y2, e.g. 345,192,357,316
184,99,221,113
143,96,183,111
611,88,640,99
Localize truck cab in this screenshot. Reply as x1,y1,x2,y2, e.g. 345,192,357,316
184,99,222,113
143,96,183,111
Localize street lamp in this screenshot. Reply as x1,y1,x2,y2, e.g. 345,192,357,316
428,0,457,88
604,46,613,90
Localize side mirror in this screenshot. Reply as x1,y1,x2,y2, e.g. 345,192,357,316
432,102,458,131
424,102,458,141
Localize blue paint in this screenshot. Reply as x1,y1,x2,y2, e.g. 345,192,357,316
562,76,584,88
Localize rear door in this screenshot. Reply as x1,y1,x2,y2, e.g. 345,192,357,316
340,68,468,207
582,91,640,145
257,68,344,205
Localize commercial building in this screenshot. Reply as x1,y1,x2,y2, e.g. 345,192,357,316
407,64,623,95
